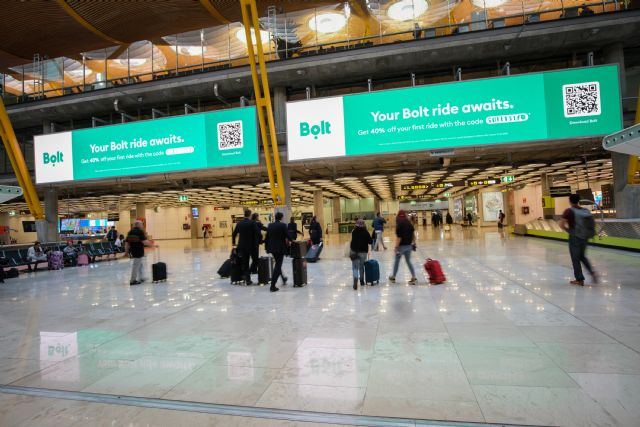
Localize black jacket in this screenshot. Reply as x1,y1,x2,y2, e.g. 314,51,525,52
232,218,260,254
266,220,288,255
309,221,322,243
350,226,372,253
287,222,301,241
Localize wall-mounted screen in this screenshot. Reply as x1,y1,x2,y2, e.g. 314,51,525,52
287,65,621,161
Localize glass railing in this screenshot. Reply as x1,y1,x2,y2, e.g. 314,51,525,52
0,0,632,105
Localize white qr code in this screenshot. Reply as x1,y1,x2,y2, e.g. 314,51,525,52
217,120,243,150
562,81,601,118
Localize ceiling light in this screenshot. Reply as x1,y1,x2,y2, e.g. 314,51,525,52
471,0,508,8
308,13,347,34
235,28,270,45
388,0,428,21
179,46,205,56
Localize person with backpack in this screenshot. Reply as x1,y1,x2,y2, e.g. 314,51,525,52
559,194,598,286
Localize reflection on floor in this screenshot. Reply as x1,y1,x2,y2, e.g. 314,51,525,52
0,226,639,427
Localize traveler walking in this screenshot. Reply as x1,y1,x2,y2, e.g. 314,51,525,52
125,221,151,285
350,219,372,290
466,211,473,226
308,216,322,245
232,210,259,285
287,217,303,242
498,210,506,228
250,213,267,274
559,194,598,286
265,212,289,292
388,210,417,284
446,212,453,225
372,212,387,251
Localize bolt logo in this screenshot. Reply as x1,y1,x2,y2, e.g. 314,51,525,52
43,151,64,167
300,120,331,140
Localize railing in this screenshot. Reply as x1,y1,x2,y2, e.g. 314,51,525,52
0,0,634,105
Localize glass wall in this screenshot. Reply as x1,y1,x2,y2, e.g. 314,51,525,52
0,0,631,103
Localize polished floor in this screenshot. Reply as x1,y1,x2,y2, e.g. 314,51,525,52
0,226,639,427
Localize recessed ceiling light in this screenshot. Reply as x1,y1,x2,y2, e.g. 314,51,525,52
388,0,428,21
308,13,347,34
471,0,508,8
235,28,270,45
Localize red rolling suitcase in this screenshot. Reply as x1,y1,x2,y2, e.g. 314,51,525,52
424,258,446,284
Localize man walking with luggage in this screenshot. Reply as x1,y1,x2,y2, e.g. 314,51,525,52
250,213,267,275
265,212,289,293
125,220,151,285
559,194,598,286
232,210,259,285
372,212,387,251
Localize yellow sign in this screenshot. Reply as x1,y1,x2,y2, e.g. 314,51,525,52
542,196,555,209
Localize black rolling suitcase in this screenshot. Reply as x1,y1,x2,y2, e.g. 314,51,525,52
258,256,274,284
292,258,307,287
290,241,308,258
218,259,232,278
305,241,323,263
152,246,167,282
230,259,244,284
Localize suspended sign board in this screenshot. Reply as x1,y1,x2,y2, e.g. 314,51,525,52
34,107,259,184
286,65,621,161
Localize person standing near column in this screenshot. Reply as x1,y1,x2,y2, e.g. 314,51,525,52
372,212,387,251
388,210,417,285
125,221,151,285
559,194,598,286
265,212,289,293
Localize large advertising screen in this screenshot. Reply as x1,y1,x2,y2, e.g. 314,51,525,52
35,107,259,184
286,65,621,161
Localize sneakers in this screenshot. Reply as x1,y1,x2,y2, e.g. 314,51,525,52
408,277,417,285
570,279,585,286
388,276,396,283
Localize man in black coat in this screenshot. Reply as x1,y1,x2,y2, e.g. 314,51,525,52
232,210,260,285
265,211,288,293
250,212,267,274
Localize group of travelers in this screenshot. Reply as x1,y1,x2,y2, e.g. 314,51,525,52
350,210,417,290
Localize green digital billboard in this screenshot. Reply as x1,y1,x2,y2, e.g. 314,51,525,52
34,107,259,184
286,65,622,161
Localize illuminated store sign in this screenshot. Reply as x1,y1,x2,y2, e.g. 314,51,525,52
287,65,621,161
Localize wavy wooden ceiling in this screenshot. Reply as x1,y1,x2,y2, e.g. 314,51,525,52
0,0,338,69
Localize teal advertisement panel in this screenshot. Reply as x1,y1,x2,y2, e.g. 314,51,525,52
34,107,258,184
286,66,621,161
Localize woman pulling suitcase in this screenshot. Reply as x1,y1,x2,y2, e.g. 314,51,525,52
349,219,372,290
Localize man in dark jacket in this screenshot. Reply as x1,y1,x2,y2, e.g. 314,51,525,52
232,210,260,285
250,213,267,274
265,211,288,293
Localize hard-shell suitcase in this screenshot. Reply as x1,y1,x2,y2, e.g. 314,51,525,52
48,251,64,270
364,259,380,285
218,259,232,278
292,258,307,287
305,241,323,263
424,258,446,284
152,262,167,282
290,241,307,259
77,253,90,266
258,256,274,284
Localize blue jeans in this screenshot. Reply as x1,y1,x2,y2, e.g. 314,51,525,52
351,252,367,281
569,235,593,281
392,245,416,278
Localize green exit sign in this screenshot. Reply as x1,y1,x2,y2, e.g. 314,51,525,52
444,192,452,197
501,175,514,183
178,195,189,202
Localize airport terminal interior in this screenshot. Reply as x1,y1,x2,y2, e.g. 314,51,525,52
0,1,639,426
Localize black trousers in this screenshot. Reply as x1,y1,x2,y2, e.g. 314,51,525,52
249,246,259,274
238,250,252,283
271,252,285,287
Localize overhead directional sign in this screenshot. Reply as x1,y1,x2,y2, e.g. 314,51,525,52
501,175,515,183
468,178,499,187
401,181,466,191
34,107,259,184
287,65,621,161
549,186,573,197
